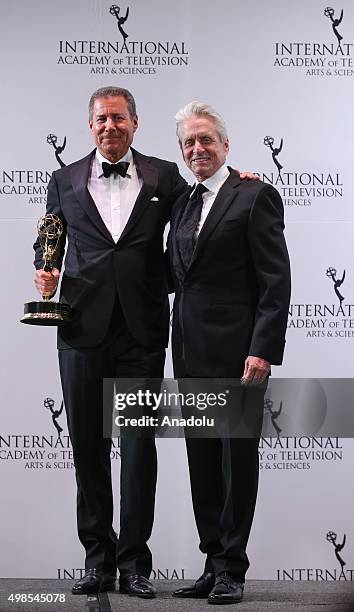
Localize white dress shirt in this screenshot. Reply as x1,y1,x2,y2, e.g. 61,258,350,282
87,148,142,242
194,164,230,237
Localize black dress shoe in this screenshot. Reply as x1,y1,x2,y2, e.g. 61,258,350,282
208,572,244,605
173,572,215,599
72,569,116,595
119,574,156,598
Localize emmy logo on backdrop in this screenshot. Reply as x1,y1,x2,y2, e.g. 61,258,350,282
109,4,129,42
326,531,346,575
21,214,72,325
44,397,64,440
326,267,346,305
264,135,283,177
264,398,282,439
324,7,344,48
46,133,67,168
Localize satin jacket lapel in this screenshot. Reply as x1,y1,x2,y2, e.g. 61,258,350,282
70,150,113,242
171,186,194,278
188,170,242,270
118,149,158,243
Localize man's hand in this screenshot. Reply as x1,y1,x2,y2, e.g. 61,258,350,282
241,356,270,384
237,170,260,181
34,268,60,298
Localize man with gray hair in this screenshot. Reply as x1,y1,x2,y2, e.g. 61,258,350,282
168,102,290,604
33,86,187,598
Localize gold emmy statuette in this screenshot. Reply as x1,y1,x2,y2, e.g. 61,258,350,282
21,214,72,326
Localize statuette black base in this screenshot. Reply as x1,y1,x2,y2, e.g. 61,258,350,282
21,301,72,326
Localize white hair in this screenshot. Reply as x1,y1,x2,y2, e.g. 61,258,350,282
175,101,228,145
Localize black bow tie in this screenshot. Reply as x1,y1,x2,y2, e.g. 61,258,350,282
102,161,129,178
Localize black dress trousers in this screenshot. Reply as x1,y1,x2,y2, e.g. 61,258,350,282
59,299,165,577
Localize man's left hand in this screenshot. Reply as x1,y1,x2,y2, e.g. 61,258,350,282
241,356,270,384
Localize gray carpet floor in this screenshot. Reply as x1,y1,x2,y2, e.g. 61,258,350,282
1,579,354,612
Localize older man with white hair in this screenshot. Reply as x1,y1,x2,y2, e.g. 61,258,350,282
168,102,291,604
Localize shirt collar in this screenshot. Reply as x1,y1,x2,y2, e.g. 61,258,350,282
193,164,230,196
95,147,133,178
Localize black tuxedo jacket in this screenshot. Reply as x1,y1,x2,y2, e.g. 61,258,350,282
34,148,187,349
168,169,291,377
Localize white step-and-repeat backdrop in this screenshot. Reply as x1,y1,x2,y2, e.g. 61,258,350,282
1,0,354,582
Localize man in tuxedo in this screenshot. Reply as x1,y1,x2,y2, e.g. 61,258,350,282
34,86,187,598
168,102,291,604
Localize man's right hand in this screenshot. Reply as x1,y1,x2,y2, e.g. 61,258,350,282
34,268,60,298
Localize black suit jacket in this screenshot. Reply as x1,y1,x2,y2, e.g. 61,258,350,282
34,148,187,349
168,169,291,377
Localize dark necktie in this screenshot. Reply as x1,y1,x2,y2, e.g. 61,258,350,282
176,183,208,270
101,161,129,178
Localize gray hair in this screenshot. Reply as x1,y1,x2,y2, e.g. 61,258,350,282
175,101,228,145
89,86,137,121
